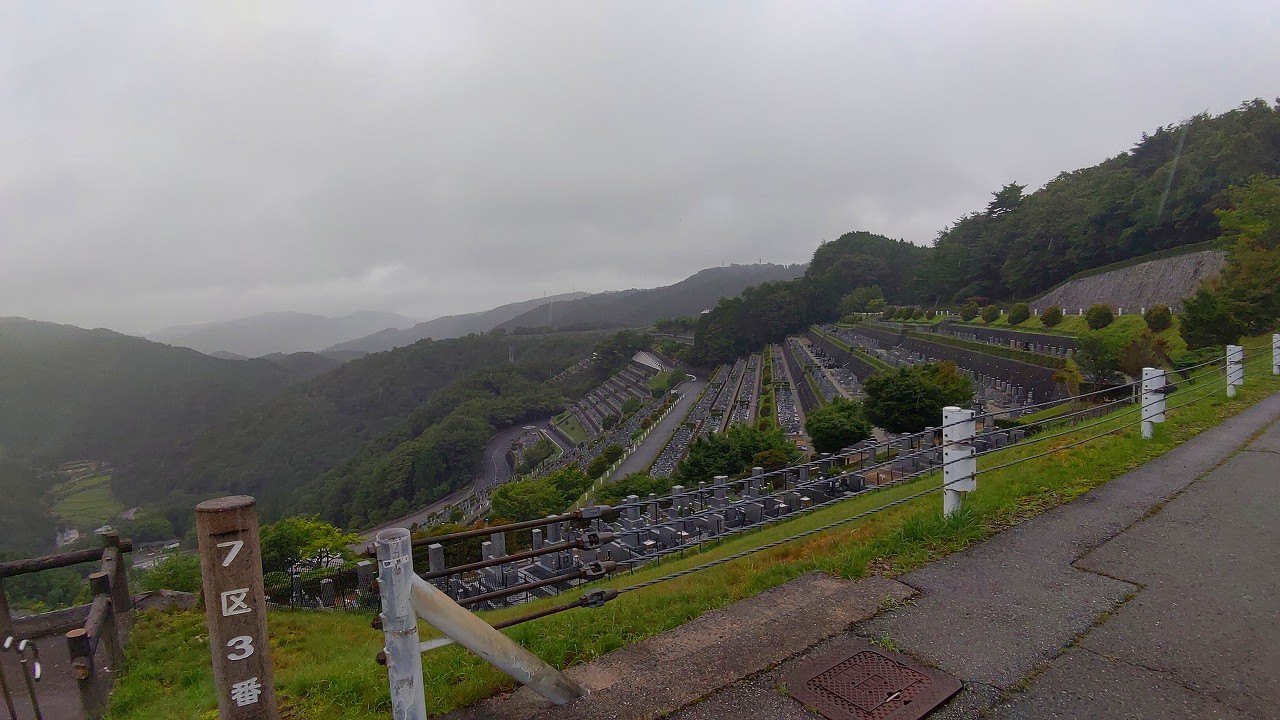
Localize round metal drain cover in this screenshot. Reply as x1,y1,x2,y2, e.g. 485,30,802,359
782,641,961,720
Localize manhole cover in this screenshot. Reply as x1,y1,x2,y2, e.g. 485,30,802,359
782,641,961,720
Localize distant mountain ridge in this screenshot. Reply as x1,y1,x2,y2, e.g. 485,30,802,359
0,317,298,550
494,263,807,333
148,310,417,357
326,292,589,354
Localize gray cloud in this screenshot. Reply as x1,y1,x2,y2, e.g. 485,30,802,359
2,1,1277,332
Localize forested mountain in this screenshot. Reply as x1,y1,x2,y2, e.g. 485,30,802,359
258,351,345,380
149,310,416,357
493,264,806,333
0,457,58,554
0,318,298,551
0,318,295,467
114,332,602,531
306,329,650,528
693,99,1280,362
917,99,1280,302
691,234,926,363
327,293,589,354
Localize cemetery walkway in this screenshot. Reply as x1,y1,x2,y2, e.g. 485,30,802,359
450,389,1280,719
609,379,707,482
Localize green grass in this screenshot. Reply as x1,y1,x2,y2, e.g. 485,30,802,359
108,345,1280,720
854,348,894,374
551,412,588,446
954,314,1187,356
889,325,1066,370
48,473,123,528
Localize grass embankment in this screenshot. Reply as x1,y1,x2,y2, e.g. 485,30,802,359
551,411,588,446
109,345,1280,720
886,325,1066,370
48,473,123,528
955,314,1187,354
810,325,893,374
758,348,777,430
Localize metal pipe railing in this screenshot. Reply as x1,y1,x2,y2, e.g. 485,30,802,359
456,561,615,608
375,528,588,717
421,532,613,580
365,505,613,555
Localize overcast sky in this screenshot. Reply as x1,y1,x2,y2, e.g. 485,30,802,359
2,1,1277,333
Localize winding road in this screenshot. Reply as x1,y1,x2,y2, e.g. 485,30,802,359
358,419,558,544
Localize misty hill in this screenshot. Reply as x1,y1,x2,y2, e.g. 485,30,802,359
148,310,417,357
0,318,295,464
115,332,603,530
494,264,806,333
326,293,589,354
258,351,345,380
0,318,298,550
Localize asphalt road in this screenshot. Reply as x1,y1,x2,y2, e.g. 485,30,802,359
858,389,1280,719
609,380,707,481
663,389,1280,719
359,419,554,543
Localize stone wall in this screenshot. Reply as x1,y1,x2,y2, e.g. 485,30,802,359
1031,250,1226,313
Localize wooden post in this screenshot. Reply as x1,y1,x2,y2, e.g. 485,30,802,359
67,626,107,719
101,531,133,615
196,496,279,720
0,576,12,639
89,572,124,671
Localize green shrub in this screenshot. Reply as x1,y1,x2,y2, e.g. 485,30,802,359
1144,304,1172,332
980,305,1000,323
924,309,935,319
881,307,898,321
1041,305,1064,327
960,301,980,321
1085,304,1115,330
1008,302,1030,325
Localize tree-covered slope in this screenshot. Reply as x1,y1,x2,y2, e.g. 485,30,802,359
691,233,927,363
692,99,1280,363
0,318,295,466
917,99,1280,302
114,332,601,526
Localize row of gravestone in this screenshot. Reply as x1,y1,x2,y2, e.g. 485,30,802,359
422,420,1029,609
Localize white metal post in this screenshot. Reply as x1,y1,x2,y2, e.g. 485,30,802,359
1140,367,1166,440
1226,344,1244,398
942,406,976,517
1272,334,1279,375
406,575,588,705
375,529,428,720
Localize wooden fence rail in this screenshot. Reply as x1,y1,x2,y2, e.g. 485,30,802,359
0,531,134,720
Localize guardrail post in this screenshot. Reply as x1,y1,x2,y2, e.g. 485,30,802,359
1226,344,1244,397
942,406,976,517
374,529,428,720
196,496,280,720
1272,334,1279,375
1141,367,1166,440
